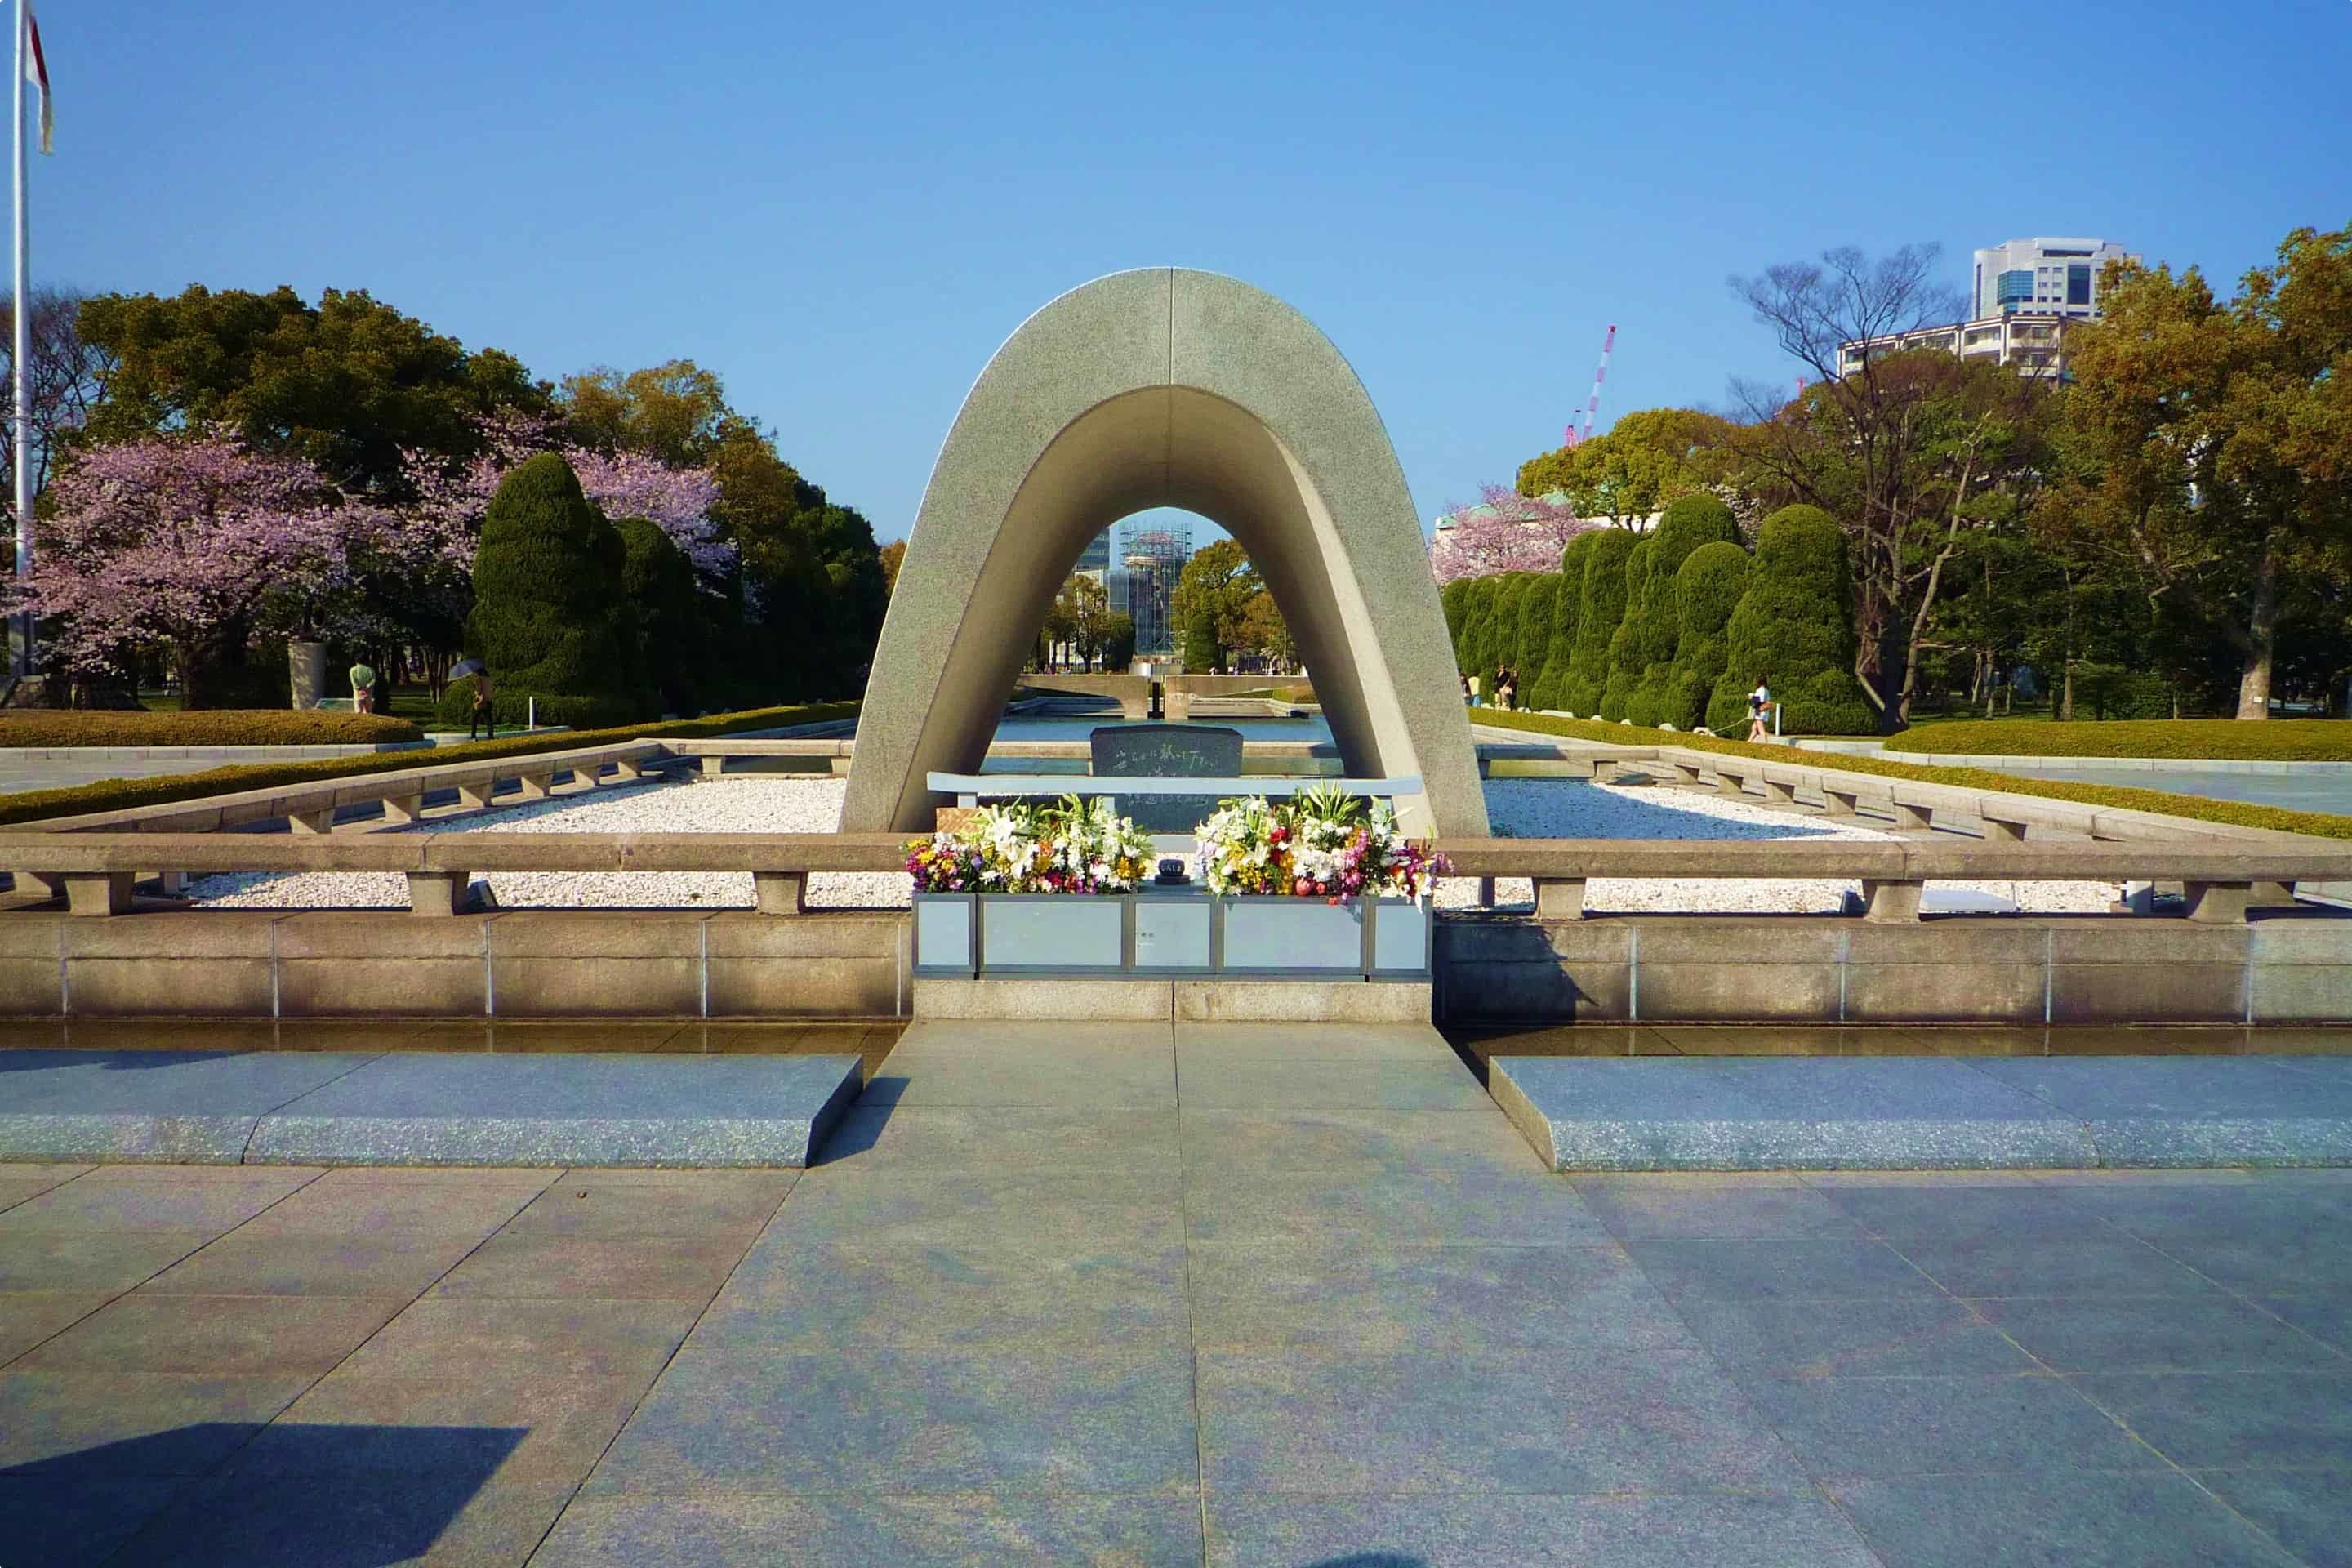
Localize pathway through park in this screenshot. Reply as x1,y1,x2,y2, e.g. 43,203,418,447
2,1022,2348,1565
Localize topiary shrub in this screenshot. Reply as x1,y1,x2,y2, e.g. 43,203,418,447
1707,504,1876,736
1457,576,1499,676
1619,496,1740,725
616,516,710,717
1597,538,1655,721
1516,576,1561,692
1440,578,1471,659
1659,540,1750,730
1182,608,1220,673
435,453,655,731
1561,528,1637,715
1479,574,1529,686
1529,532,1598,711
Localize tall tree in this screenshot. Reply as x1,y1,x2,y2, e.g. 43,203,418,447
1516,408,1735,523
1170,539,1263,656
0,286,109,523
2055,225,2352,718
1729,244,2056,728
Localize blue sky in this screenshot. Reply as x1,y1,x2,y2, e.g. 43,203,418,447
34,1,2352,550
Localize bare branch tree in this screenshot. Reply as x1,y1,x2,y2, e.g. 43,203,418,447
0,286,111,523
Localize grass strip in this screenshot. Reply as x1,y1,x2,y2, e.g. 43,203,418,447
1,700,859,826
1474,710,2352,840
0,710,425,746
1880,717,2352,761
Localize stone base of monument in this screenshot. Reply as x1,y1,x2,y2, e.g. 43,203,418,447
912,975,1432,1022
913,893,1430,977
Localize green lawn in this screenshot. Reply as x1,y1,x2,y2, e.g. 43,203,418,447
1472,709,2352,840
1883,718,2352,762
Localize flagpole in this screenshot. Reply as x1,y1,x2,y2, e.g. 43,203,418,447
10,0,29,678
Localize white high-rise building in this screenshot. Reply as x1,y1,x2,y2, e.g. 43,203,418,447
1971,237,2137,322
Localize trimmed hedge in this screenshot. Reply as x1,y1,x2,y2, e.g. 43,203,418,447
1440,578,1471,657
617,516,710,718
1528,531,1597,713
1709,505,1876,737
1561,528,1638,715
0,710,424,747
1457,576,1499,676
438,453,656,732
1886,718,2352,761
1515,576,1561,684
1659,540,1751,732
1481,575,1530,684
0,700,860,827
1470,708,2352,840
1597,537,1655,721
1617,495,1740,727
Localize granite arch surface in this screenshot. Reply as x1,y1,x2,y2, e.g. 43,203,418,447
843,268,1490,838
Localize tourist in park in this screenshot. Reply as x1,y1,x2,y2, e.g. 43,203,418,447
348,658,376,715
1748,675,1775,742
468,670,496,741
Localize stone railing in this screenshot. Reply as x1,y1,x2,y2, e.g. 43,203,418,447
10,830,2351,927
1431,838,2352,924
0,831,907,916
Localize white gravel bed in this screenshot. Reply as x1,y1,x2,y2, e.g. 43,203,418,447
185,773,2120,915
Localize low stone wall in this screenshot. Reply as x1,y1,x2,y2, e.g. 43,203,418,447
0,909,910,1020
8,904,2350,1026
1436,911,2352,1026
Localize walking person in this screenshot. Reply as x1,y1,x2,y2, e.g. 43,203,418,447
468,670,497,742
348,657,377,715
1747,675,1775,742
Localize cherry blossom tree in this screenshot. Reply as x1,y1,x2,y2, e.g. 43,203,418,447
401,412,730,584
10,434,397,683
1429,484,1592,583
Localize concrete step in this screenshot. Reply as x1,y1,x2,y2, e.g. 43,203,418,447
1489,1054,2352,1172
0,1049,863,1167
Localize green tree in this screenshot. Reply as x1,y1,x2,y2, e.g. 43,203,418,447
1709,505,1875,735
1615,494,1740,724
1597,537,1655,720
615,515,709,715
1182,608,1221,673
1663,541,1750,729
438,454,653,728
2053,225,2352,719
1457,576,1499,678
1562,529,1638,715
1516,575,1561,683
1440,577,1472,655
1101,611,1138,673
1528,531,1599,711
1517,408,1735,522
1170,539,1264,654
1481,574,1530,684
78,284,544,493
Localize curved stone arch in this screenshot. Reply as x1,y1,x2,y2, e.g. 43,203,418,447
844,267,1489,838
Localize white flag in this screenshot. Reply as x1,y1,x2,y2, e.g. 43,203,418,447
24,0,49,154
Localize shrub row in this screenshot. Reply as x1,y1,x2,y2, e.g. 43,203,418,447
0,700,860,827
0,710,425,747
1471,709,2352,841
1886,718,2352,762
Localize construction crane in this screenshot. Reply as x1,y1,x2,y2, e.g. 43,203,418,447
1562,323,1616,448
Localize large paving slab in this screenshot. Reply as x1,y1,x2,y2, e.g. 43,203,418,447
9,1022,2352,1563
0,1049,866,1169
0,1050,380,1163
1490,1054,2352,1170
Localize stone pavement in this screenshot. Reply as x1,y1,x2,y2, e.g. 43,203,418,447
1,1021,2348,1565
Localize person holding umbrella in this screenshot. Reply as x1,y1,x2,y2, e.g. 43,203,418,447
452,660,494,742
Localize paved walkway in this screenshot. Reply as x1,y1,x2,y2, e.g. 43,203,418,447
2,1022,2348,1565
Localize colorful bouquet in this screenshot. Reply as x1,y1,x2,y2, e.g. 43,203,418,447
1192,784,1449,902
906,795,1156,895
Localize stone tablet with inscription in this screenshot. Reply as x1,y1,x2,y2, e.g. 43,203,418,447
1091,724,1244,833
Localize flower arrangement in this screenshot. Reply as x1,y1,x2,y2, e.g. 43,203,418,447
906,795,1155,895
1193,783,1449,902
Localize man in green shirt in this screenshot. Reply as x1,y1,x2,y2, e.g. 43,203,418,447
349,662,377,715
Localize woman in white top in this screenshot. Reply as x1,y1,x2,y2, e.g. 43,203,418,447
1747,678,1774,742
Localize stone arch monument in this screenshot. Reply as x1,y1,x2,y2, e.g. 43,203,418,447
843,268,1490,839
